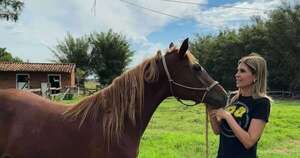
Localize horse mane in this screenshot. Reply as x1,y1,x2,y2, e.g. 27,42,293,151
64,50,162,144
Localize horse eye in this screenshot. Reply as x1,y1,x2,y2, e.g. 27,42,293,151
192,64,202,72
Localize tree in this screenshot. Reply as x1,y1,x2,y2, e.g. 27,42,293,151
0,47,23,62
50,33,90,86
0,0,24,22
265,5,300,91
191,4,300,91
191,31,244,89
89,29,133,85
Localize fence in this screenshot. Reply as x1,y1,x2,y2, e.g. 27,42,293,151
28,86,300,100
267,90,300,99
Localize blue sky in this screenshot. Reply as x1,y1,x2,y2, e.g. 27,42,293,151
0,0,295,66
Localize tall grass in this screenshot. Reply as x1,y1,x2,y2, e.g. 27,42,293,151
61,98,300,158
138,99,300,158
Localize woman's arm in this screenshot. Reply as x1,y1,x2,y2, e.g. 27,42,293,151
212,109,267,149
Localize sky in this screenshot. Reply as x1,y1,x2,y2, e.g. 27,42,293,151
0,0,297,66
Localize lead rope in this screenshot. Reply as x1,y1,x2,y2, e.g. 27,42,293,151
205,105,209,158
204,93,231,158
203,91,232,158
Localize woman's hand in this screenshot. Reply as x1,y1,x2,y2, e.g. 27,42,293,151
210,108,231,122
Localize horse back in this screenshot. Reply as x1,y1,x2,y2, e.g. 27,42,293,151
0,89,124,158
0,89,17,155
0,89,61,118
0,89,70,156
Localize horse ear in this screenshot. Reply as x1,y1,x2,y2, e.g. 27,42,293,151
179,38,189,58
169,42,174,49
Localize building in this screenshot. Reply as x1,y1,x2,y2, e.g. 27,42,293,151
0,62,76,95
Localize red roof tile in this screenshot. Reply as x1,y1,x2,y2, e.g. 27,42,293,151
0,62,76,73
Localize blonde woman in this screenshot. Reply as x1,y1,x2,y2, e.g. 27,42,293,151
209,53,271,158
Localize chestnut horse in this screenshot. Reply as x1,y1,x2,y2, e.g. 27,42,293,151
0,38,227,158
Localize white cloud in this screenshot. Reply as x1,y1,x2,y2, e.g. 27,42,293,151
192,0,287,30
84,0,205,41
0,0,296,64
129,39,164,67
1,0,206,63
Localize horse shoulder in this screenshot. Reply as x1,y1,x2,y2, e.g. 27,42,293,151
0,89,17,115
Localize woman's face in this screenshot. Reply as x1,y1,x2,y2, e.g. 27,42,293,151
235,62,256,89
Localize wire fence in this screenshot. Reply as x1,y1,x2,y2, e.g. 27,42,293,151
267,90,300,99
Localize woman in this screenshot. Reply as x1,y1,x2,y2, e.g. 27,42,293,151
209,53,272,158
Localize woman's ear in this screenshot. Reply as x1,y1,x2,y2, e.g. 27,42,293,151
253,78,257,83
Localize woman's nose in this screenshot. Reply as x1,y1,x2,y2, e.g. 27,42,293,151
235,72,239,78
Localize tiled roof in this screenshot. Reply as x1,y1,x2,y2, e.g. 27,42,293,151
0,62,76,73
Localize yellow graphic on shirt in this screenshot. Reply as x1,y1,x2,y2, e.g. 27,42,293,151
225,105,247,118
225,106,236,114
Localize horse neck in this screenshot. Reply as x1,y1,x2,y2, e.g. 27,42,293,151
137,79,170,135
121,58,171,140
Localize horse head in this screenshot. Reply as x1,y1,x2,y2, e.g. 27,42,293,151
160,38,227,108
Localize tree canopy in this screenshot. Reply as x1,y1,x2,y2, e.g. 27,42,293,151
51,33,90,72
89,30,133,85
50,33,91,85
51,30,133,86
191,5,300,91
0,0,24,22
0,47,23,62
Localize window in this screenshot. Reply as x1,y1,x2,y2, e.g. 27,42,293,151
48,74,61,88
48,74,61,94
16,74,30,89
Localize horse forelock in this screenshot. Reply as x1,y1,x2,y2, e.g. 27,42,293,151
63,52,161,145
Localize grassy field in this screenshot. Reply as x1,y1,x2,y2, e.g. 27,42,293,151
62,98,300,158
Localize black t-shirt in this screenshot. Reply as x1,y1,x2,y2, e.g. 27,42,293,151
217,95,271,158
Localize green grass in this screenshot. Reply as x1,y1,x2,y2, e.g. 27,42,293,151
60,98,300,158
258,100,300,158
84,80,99,89
59,95,85,105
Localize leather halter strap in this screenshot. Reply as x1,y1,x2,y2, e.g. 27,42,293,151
162,54,219,106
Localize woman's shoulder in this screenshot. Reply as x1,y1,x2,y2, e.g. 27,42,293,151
254,96,271,107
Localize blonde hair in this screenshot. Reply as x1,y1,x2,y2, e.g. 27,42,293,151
231,53,272,103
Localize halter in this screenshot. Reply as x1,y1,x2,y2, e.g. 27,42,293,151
162,54,220,106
